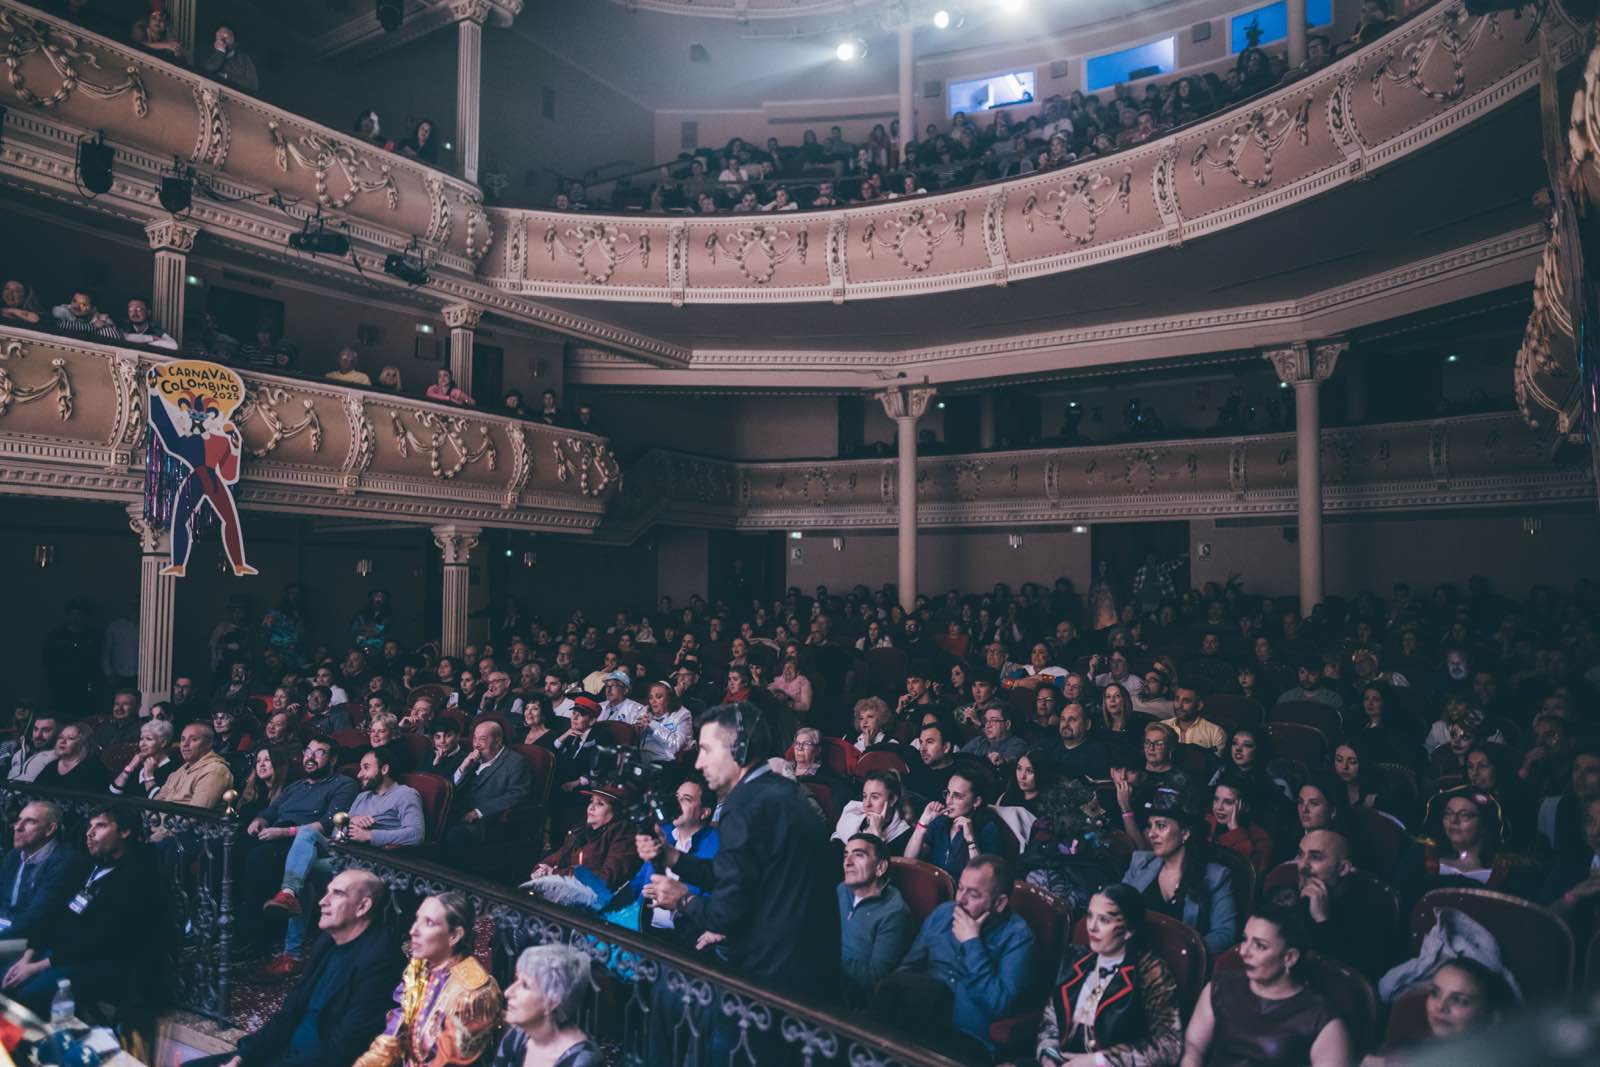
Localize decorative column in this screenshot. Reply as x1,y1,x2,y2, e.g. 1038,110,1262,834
169,0,197,56
432,524,481,658
897,22,915,166
1264,339,1347,613
978,393,997,450
879,386,935,611
452,0,491,184
145,219,199,346
443,303,483,398
127,503,175,713
1287,0,1308,67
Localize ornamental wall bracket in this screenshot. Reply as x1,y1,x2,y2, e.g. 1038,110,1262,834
0,339,72,419
338,393,375,492
390,409,497,479
431,525,480,565
878,385,936,421
825,215,849,303
1191,98,1311,188
503,215,528,280
1325,67,1368,179
126,504,168,555
982,188,1010,286
236,385,323,458
267,122,399,211
861,206,964,272
502,424,532,509
1371,7,1500,106
1021,169,1132,246
144,218,199,253
0,9,148,116
544,222,650,285
704,225,807,285
442,303,484,331
1152,143,1185,246
424,176,453,248
666,223,689,306
190,84,230,168
1263,338,1348,383
104,350,143,458
552,437,620,497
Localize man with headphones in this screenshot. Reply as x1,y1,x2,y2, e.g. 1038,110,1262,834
641,699,839,999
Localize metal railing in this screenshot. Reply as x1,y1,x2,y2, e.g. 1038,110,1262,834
0,780,238,1022
332,842,968,1067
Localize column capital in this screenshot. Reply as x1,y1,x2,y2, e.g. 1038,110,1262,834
449,0,493,24
126,502,170,555
1263,339,1347,385
878,385,936,421
144,219,200,253
431,523,482,565
442,303,484,330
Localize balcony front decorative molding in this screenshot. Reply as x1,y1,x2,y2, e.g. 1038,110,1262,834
484,2,1557,306
596,413,1591,543
0,327,613,533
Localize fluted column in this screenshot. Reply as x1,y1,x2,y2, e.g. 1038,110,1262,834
978,394,997,450
452,1,491,184
879,387,935,611
432,523,481,658
443,303,483,398
1287,0,1308,66
127,503,176,713
169,0,197,55
897,23,915,166
1264,339,1347,612
145,220,199,346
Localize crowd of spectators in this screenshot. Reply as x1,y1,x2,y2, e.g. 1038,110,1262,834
4,562,1598,1062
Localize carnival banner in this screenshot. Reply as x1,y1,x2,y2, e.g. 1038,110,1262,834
145,361,256,577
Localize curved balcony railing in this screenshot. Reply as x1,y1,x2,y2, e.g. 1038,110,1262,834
601,411,1591,540
333,842,966,1067
0,779,239,1022
0,2,492,271
482,1,1564,305
0,325,619,531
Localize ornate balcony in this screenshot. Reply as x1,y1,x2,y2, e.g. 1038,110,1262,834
601,412,1590,540
0,325,619,531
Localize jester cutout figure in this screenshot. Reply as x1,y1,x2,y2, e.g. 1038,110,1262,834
146,363,257,577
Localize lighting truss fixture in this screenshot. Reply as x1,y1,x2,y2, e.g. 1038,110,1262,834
76,131,113,196
287,205,351,257
158,158,193,215
384,237,431,287
835,36,867,62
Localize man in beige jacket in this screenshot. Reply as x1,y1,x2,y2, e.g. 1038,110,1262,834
150,723,235,841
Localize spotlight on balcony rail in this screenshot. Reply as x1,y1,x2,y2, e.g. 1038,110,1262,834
376,0,404,32
76,132,113,197
287,205,351,257
835,36,867,62
384,237,430,287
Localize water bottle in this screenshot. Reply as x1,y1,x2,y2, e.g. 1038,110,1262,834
50,977,75,1026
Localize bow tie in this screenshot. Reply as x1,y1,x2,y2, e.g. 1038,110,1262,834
1099,965,1118,978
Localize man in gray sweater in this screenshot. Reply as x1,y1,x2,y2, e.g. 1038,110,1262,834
837,832,914,1000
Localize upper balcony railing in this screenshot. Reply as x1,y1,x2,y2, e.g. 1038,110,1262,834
482,1,1565,305
0,2,493,270
0,323,619,531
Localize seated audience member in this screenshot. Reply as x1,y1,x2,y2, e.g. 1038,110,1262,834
851,696,896,752
425,368,475,407
148,722,235,836
396,118,440,164
444,721,533,867
51,289,120,340
5,713,59,781
492,945,606,1067
193,870,400,1067
1170,683,1227,755
962,706,1029,766
638,680,694,763
536,389,565,426
955,670,1003,728
1419,786,1511,890
355,892,503,1067
1277,657,1345,710
1141,722,1192,797
1206,772,1274,876
1181,905,1351,1067
1098,683,1146,750
0,806,159,1018
1274,828,1390,983
833,769,914,855
781,726,853,798
325,345,372,386
476,670,523,721
374,364,402,393
1035,884,1183,1065
121,298,178,350
36,723,111,791
906,769,1007,881
199,24,259,92
238,745,296,824
1363,958,1513,1067
423,718,468,779
94,687,143,747
621,775,718,935
1133,668,1177,720
108,718,177,798
838,832,915,1000
1053,701,1111,781
998,747,1055,814
907,719,960,798
768,656,813,714
1537,742,1600,881
885,854,1035,1053
1,278,43,324
0,801,86,952
597,670,646,723
528,785,640,904
1296,772,1352,838
1122,789,1239,955
516,696,565,749
1549,793,1600,938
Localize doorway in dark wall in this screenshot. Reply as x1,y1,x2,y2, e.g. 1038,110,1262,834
1090,521,1190,606
709,532,785,614
473,343,504,408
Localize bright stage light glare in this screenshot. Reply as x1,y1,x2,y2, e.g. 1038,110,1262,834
835,37,866,61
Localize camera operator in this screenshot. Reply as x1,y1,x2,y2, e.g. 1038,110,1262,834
640,700,839,1000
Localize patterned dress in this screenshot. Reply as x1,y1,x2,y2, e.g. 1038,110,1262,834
355,955,504,1067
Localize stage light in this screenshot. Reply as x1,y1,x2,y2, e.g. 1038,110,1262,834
159,174,192,215
835,37,867,62
376,0,403,32
932,7,964,28
77,133,113,196
287,206,350,256
384,238,430,286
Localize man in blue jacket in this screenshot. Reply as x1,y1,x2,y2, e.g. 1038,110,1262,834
837,832,914,1001
0,801,87,963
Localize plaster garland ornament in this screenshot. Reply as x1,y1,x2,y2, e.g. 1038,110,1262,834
267,122,399,211
552,437,620,497
1325,66,1368,177
235,385,323,457
1371,6,1500,106
504,219,528,280
861,206,965,272
0,9,148,117
1190,97,1311,188
704,225,807,285
391,409,498,479
666,222,689,306
1151,142,1185,244
339,393,375,491
424,176,453,248
1021,169,1132,246
0,340,72,419
190,84,230,168
462,191,493,263
825,214,849,303
502,424,532,509
544,222,650,285
105,350,143,453
1121,448,1167,494
982,187,1010,285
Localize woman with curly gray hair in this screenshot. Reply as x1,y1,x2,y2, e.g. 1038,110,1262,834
492,944,603,1067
